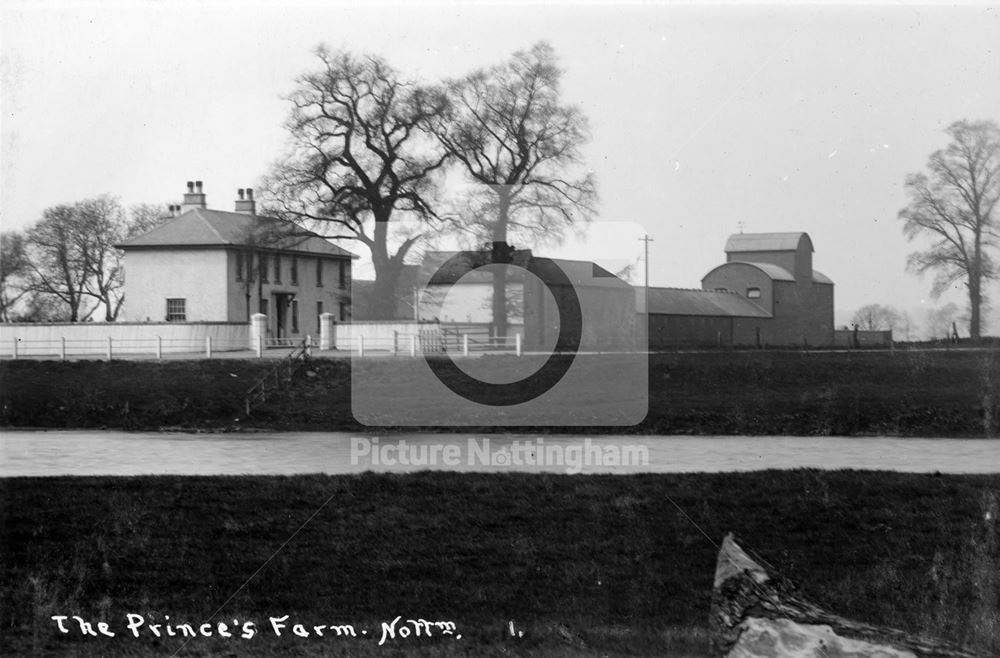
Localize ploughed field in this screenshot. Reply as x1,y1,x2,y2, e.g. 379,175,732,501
1,471,997,657
0,350,997,436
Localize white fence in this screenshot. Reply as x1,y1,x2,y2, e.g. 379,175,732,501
0,319,524,359
1,322,250,358
329,321,524,356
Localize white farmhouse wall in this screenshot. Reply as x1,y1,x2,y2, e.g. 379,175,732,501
122,249,229,322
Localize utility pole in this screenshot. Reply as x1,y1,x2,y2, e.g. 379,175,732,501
639,234,654,315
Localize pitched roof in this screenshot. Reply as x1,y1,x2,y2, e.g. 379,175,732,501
644,287,771,318
417,251,631,290
117,208,356,258
725,232,812,253
529,257,633,289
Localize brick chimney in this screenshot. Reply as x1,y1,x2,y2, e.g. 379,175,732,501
181,180,207,213
234,188,256,215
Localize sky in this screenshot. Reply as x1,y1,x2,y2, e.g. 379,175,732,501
2,1,999,337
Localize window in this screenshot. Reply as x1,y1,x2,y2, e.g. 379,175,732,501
291,299,299,334
260,298,269,317
274,255,282,283
235,252,244,281
316,301,324,333
747,287,761,299
259,252,269,283
338,261,347,289
166,298,186,322
316,258,324,287
291,257,298,285
339,301,349,321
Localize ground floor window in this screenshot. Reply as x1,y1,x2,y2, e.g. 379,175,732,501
291,299,299,334
316,301,323,334
260,298,269,317
166,298,186,322
339,301,349,321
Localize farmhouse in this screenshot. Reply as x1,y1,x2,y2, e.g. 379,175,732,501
647,232,835,348
117,182,357,341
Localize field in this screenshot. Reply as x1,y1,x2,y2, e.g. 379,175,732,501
1,471,997,656
1,349,998,436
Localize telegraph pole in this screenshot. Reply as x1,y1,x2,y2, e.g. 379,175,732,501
639,234,654,315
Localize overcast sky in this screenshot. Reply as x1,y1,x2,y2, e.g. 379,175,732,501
2,1,999,335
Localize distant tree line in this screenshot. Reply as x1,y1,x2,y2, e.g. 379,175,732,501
1,198,167,322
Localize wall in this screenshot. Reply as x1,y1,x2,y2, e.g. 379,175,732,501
121,249,229,322
1,322,249,357
524,281,637,351
771,281,834,346
702,263,775,314
833,329,893,347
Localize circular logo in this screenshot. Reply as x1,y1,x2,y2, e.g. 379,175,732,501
422,253,582,406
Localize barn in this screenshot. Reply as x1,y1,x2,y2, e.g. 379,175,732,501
646,232,834,348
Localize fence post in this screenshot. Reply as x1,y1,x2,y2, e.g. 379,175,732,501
515,333,522,357
156,336,162,360
106,336,113,360
60,337,66,361
393,330,399,355
359,334,365,358
12,338,18,360
410,335,417,357
305,335,312,358
205,335,212,359
462,334,469,356
257,335,263,358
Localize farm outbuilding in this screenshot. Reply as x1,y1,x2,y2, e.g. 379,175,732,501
646,232,835,348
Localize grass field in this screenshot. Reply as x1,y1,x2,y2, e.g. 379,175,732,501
1,471,997,656
1,349,998,436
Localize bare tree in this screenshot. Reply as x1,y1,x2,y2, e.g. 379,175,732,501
20,197,169,322
900,119,1000,340
0,231,30,321
431,42,597,339
24,204,95,322
852,304,903,332
263,46,449,320
74,196,129,321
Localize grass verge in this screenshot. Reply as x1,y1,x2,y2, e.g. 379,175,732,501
1,470,997,656
2,350,1000,436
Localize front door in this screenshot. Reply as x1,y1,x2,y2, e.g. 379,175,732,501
274,294,288,339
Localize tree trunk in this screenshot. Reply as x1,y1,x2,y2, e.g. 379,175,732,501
969,236,982,340
491,190,511,341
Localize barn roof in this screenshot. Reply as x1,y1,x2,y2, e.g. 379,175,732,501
643,288,771,318
418,251,631,289
117,208,356,258
812,269,833,285
725,232,812,253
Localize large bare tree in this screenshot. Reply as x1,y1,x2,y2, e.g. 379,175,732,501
264,47,449,320
899,119,1000,339
431,42,597,339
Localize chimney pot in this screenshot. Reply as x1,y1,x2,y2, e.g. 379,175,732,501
195,181,203,193
187,181,194,192
246,188,254,200
238,188,245,200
